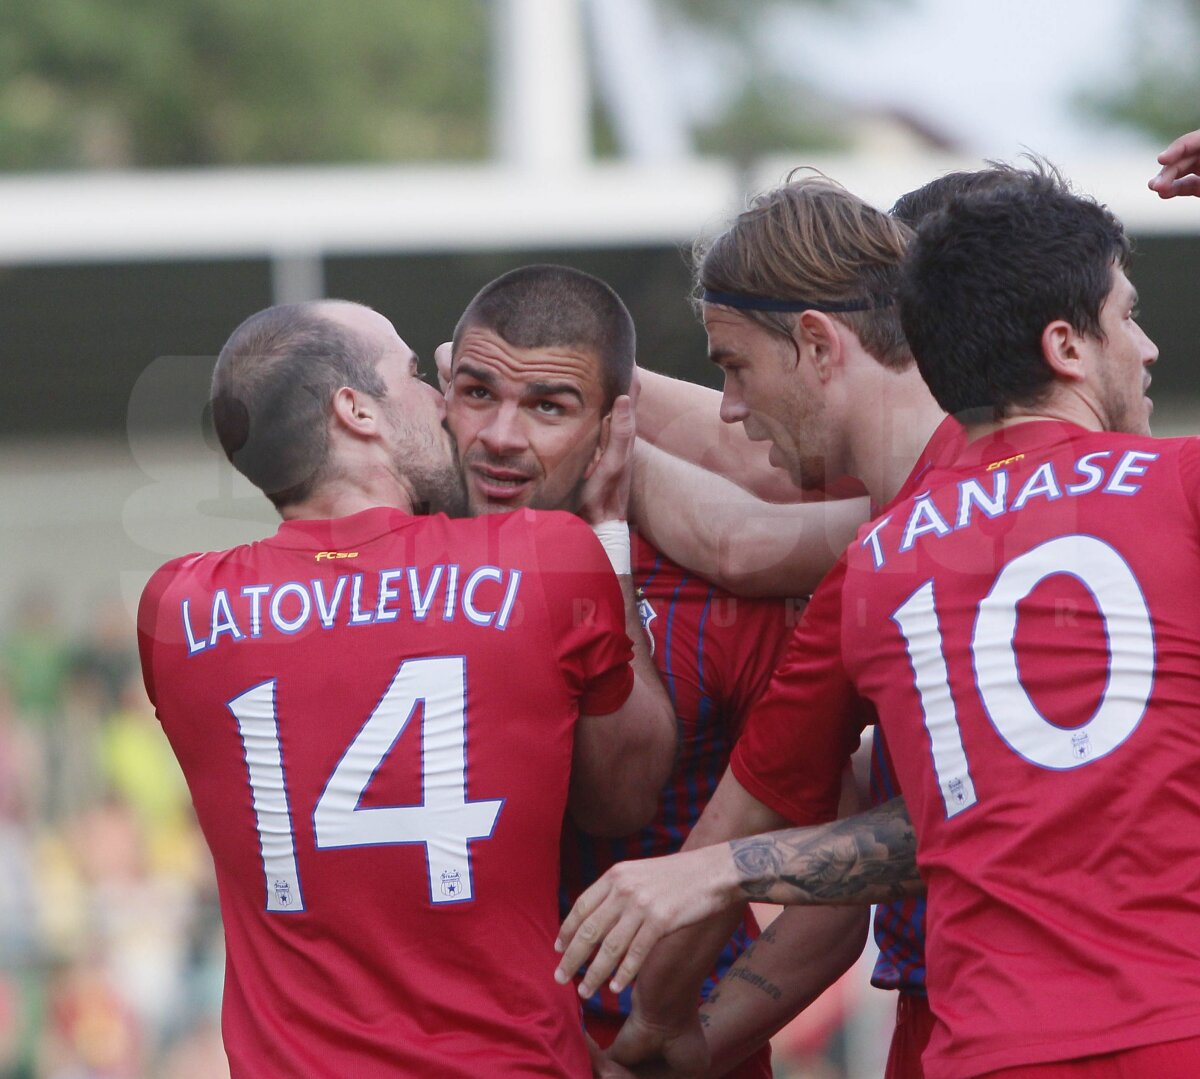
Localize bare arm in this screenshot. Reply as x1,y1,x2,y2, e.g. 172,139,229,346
578,773,790,1077
556,793,920,996
636,369,802,502
629,440,869,598
570,396,677,837
576,773,880,1077
1149,129,1200,199
694,904,869,1078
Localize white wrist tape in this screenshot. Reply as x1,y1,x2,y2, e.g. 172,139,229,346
592,520,632,576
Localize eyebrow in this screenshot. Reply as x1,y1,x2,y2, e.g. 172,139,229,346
526,380,585,405
453,360,496,386
708,346,738,366
453,362,585,405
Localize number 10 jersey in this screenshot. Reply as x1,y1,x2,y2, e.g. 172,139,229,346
843,421,1200,1077
137,506,635,1078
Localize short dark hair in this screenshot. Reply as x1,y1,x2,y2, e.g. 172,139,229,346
898,164,1131,418
890,162,1036,227
452,264,635,407
211,302,387,508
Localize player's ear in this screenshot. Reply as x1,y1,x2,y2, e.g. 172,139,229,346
586,410,614,475
1041,319,1087,383
794,311,842,384
331,386,381,437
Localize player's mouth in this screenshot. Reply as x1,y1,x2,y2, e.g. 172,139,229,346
470,464,535,502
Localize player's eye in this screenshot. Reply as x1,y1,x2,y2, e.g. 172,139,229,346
534,400,565,416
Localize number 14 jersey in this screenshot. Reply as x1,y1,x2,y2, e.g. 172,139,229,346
137,506,634,1078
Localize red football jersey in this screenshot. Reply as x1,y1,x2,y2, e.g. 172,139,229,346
748,421,1200,1077
730,416,965,824
138,506,634,1078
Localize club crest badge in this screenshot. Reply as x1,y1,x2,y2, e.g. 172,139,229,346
440,869,463,898
1071,730,1092,760
637,593,658,656
273,879,292,907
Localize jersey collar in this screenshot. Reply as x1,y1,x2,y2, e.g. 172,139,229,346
269,506,424,550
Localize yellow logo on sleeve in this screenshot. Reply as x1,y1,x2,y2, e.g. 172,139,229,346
315,551,360,562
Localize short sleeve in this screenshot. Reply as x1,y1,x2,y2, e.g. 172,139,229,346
137,557,188,709
730,559,868,826
530,513,635,716
1177,438,1200,531
721,595,796,738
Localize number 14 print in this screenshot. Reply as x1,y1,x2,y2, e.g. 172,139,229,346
228,656,503,912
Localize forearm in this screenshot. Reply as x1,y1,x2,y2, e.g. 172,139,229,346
732,796,922,905
698,905,869,1077
619,775,789,1027
631,797,915,1025
636,370,801,502
628,903,749,1035
629,440,868,598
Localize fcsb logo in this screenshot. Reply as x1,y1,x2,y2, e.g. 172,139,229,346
315,551,359,562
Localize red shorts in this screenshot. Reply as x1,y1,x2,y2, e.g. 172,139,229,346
584,1010,773,1079
975,1034,1200,1079
885,992,935,1079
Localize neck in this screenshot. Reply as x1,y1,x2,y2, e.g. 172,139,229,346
844,367,947,506
961,390,1103,443
279,468,418,523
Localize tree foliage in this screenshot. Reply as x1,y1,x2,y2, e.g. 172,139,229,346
0,0,490,169
1075,0,1200,143
0,0,904,172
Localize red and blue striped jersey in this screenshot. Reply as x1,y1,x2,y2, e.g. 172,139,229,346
560,534,793,1021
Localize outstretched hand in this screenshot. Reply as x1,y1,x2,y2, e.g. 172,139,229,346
1149,129,1200,199
554,844,737,998
579,375,639,525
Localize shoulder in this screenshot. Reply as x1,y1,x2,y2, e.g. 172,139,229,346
500,509,603,564
139,551,208,610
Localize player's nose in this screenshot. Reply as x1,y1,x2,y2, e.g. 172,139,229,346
478,403,528,456
1142,327,1159,368
719,387,748,425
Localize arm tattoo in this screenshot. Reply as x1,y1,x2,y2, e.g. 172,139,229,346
727,967,783,1000
730,796,922,904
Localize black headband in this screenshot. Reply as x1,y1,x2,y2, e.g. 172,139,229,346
701,288,894,313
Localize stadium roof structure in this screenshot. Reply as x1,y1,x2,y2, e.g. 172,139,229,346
1,0,1196,284
0,152,1194,265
